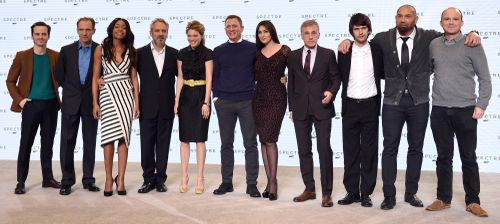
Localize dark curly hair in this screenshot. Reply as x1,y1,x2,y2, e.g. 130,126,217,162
101,18,136,68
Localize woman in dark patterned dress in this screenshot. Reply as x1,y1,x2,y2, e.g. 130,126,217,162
174,20,213,194
252,20,290,201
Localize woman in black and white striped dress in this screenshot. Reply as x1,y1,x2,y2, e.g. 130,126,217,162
92,18,140,196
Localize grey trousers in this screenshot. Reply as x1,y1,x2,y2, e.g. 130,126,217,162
215,99,258,185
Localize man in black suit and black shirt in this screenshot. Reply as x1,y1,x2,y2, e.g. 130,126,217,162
337,13,384,207
136,18,178,193
56,17,100,195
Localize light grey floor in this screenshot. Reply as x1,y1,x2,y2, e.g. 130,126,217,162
1,160,498,224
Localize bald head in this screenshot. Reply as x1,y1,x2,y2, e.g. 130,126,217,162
395,4,419,36
397,4,417,16
441,7,463,21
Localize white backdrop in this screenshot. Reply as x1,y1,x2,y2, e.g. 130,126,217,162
0,0,499,172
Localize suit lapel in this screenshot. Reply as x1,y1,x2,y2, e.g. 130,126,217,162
310,45,321,77
409,27,421,72
147,46,161,78
389,28,400,67
345,45,353,80
27,48,34,82
296,47,306,76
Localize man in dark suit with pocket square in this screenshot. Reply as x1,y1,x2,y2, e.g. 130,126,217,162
287,19,341,207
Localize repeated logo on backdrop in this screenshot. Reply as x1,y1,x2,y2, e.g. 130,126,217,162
0,0,499,172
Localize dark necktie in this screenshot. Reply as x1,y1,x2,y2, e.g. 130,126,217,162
304,49,311,80
401,37,410,74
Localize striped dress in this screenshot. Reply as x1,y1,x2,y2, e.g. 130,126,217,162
99,49,135,146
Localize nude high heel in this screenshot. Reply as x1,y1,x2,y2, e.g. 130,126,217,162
179,176,189,193
195,177,205,194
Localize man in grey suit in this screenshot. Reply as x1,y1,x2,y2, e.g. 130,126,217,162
56,17,100,195
288,20,341,207
339,4,481,210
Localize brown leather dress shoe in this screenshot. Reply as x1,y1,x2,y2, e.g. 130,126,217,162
466,203,488,217
425,199,451,211
293,191,316,202
322,195,333,207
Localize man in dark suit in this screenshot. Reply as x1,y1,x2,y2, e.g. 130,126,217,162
56,17,100,195
337,13,384,207
136,18,178,193
339,4,481,210
288,20,341,207
7,21,61,194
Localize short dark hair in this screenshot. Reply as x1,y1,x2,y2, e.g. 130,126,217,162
225,15,243,27
255,20,280,50
348,13,372,36
77,17,96,29
31,21,51,37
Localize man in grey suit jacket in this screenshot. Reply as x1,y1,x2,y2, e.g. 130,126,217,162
340,4,481,210
288,20,341,207
56,17,100,195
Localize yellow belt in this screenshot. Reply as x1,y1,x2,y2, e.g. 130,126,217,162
183,79,206,87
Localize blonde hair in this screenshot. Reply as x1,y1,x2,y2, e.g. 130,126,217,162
300,19,319,32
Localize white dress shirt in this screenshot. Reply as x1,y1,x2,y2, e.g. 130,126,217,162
396,27,416,64
347,43,377,99
150,42,166,77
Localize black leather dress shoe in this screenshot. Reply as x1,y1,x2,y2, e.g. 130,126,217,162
361,194,373,207
262,190,269,198
380,196,396,210
156,183,167,192
60,185,72,195
246,184,261,198
137,182,155,193
14,182,26,194
404,193,424,207
83,183,101,192
337,193,361,205
42,178,61,188
213,183,233,195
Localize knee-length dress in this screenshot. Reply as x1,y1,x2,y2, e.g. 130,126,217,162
99,49,135,146
177,45,213,142
252,45,290,143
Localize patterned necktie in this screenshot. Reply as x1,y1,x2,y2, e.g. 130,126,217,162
304,49,311,80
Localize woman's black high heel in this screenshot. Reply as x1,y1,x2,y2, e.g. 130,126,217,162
114,176,127,196
262,184,269,198
269,182,278,201
103,190,113,197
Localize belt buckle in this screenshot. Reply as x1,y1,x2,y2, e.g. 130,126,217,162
404,89,409,94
